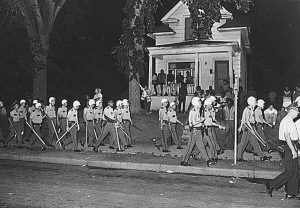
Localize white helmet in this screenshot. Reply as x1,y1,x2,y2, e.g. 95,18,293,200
161,98,168,104
49,97,55,103
257,99,265,108
88,99,95,106
247,96,256,106
209,96,217,102
204,99,212,106
35,103,41,108
33,100,38,104
116,100,123,107
191,97,200,107
122,99,129,106
61,99,67,105
20,99,26,104
170,102,176,107
96,100,102,107
73,101,81,108
0,101,3,107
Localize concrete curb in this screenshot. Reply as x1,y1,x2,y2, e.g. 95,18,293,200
0,153,281,179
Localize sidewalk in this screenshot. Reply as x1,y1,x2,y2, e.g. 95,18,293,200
0,145,284,180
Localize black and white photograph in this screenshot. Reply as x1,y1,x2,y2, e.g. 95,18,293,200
0,0,300,207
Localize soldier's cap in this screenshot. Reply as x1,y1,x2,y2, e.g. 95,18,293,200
35,103,42,108
286,103,298,112
73,101,81,108
170,102,176,106
122,99,129,106
0,101,3,107
161,98,168,104
116,100,123,107
20,99,26,104
33,100,38,104
88,99,95,106
62,99,67,105
49,97,55,103
96,100,102,107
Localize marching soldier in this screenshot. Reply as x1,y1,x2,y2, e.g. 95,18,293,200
122,99,133,147
83,99,95,147
45,97,57,146
255,99,273,152
30,103,44,148
181,97,215,167
94,100,103,145
93,100,118,152
114,100,127,150
67,101,81,152
237,96,271,162
18,100,27,138
167,102,183,149
7,102,22,147
28,100,38,115
158,98,170,152
57,99,68,145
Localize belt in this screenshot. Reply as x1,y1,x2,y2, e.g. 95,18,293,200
60,117,67,120
279,140,298,145
69,121,76,123
13,121,20,123
193,126,203,130
86,120,93,122
32,122,41,126
94,119,101,122
170,122,177,125
124,119,131,122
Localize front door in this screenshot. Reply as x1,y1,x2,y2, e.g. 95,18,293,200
214,61,229,93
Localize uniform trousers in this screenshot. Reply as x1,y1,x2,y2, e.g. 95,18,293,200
211,127,221,151
69,122,79,150
60,119,67,142
269,143,299,195
86,121,95,146
7,122,22,145
160,124,170,151
94,120,102,141
19,118,25,138
48,118,57,144
256,124,271,151
169,123,182,147
182,128,209,163
237,128,265,159
224,120,234,147
123,120,132,145
30,124,42,147
95,122,117,149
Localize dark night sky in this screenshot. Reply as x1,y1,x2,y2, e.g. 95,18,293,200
0,0,299,104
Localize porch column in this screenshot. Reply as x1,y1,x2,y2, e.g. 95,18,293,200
148,54,153,90
228,49,233,88
194,53,199,86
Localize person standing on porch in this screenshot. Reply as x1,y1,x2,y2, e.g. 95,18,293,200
157,69,166,96
152,73,158,96
178,83,188,114
167,71,175,96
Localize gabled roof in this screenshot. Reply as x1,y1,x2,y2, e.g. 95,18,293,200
154,39,235,48
218,18,249,30
161,1,185,23
153,24,175,34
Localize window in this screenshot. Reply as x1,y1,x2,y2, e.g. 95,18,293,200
168,62,195,84
185,18,195,40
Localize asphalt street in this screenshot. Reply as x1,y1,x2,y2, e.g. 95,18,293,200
0,160,298,208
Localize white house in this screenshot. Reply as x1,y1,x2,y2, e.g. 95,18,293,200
147,1,251,110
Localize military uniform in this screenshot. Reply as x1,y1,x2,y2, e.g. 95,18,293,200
122,106,132,146
18,105,27,139
45,105,57,144
67,108,79,150
209,107,221,152
30,109,43,147
159,107,170,151
95,105,117,149
181,107,211,165
223,105,235,147
167,108,182,148
8,109,22,145
255,106,271,151
203,109,218,159
114,107,127,149
84,107,95,146
58,106,68,142
94,106,103,141
237,106,265,160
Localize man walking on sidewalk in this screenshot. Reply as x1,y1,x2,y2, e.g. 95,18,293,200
265,103,300,200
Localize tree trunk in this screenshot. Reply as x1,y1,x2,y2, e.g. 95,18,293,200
129,77,141,114
30,36,49,101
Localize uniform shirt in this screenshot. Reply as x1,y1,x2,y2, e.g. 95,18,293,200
241,106,255,124
45,105,56,119
204,109,214,126
30,109,43,124
224,106,235,121
159,108,168,121
114,108,123,123
57,106,68,119
254,107,264,124
279,115,299,141
189,107,202,128
84,107,94,121
94,107,103,120
10,109,20,122
28,106,36,115
122,107,131,121
67,108,78,123
167,109,177,123
18,106,27,119
103,106,115,121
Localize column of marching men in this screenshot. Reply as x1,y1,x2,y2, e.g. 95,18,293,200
0,96,134,152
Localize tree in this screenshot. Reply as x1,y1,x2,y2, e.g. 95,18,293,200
1,0,68,101
115,0,252,113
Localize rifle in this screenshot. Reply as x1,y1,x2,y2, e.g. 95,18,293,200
132,124,143,132
8,118,22,143
243,123,267,146
56,122,77,143
25,120,46,146
46,114,63,149
119,125,132,143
